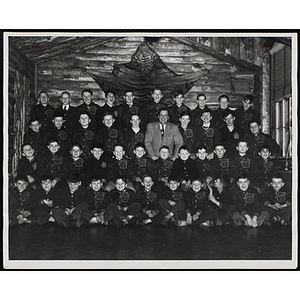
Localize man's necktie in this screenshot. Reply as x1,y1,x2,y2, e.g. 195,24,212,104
161,125,164,137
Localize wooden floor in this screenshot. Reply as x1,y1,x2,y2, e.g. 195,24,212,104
8,222,292,265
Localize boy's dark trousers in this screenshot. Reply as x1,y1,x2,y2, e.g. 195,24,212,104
106,202,142,220
264,206,291,222
157,199,186,222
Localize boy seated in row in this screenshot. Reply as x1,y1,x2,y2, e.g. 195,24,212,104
260,173,291,226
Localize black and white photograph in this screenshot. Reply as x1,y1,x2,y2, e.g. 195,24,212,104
2,30,298,270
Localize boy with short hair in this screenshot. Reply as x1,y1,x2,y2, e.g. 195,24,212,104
51,173,91,227
17,143,39,187
135,174,160,225
169,90,191,125
130,143,158,192
124,114,146,158
105,144,135,192
33,174,61,225
157,175,186,227
107,176,141,227
9,175,36,225
235,95,260,137
231,173,267,227
191,93,213,127
195,108,221,158
144,88,166,124
246,120,281,159
82,142,109,186
170,145,199,191
194,145,212,183
30,91,55,131
37,138,64,188
86,175,112,225
72,111,100,159
212,94,233,129
259,173,291,226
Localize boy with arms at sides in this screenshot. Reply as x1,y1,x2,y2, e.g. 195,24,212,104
220,110,244,157
231,173,268,227
195,108,221,159
85,175,113,225
178,111,197,158
72,111,100,160
9,175,36,225
30,91,55,131
37,138,64,189
155,145,174,193
51,173,92,228
144,88,167,124
130,143,158,192
235,95,260,137
107,176,141,227
105,144,135,192
169,90,191,125
259,173,291,227
194,145,212,186
98,111,125,159
210,143,238,184
170,145,199,191
124,114,146,159
246,120,281,159
61,144,85,184
24,117,47,157
212,94,233,129
45,111,71,157
17,143,39,188
56,91,78,136
190,93,213,127
135,174,160,225
82,142,109,187
231,139,255,182
33,174,61,225
156,175,186,227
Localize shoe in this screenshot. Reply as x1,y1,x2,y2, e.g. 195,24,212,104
215,219,222,226
160,219,169,227
48,216,55,222
23,218,32,224
263,220,272,227
176,220,187,227
114,218,123,228
143,219,152,225
75,219,82,228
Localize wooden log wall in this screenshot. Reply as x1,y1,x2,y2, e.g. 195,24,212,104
35,36,262,111
9,42,35,180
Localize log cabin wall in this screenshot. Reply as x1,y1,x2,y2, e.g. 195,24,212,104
8,42,35,181
32,36,263,111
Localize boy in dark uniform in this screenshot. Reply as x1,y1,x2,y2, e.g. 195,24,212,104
51,173,91,228
30,91,55,131
155,145,174,193
124,114,146,159
194,145,212,184
157,175,186,227
212,94,233,129
45,111,71,157
144,88,166,124
24,118,47,157
235,95,260,137
33,174,61,225
107,176,141,227
195,108,221,159
178,111,197,158
220,110,244,157
170,145,199,191
118,90,144,130
190,93,213,127
82,142,109,186
72,111,99,159
259,173,291,226
136,175,160,225
56,91,79,136
169,90,191,125
86,175,112,225
231,173,267,227
17,144,39,188
105,144,135,192
130,143,158,192
76,89,101,130
98,111,125,159
9,175,36,225
246,120,281,159
37,138,64,188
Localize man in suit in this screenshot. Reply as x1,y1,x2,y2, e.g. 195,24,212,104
145,108,184,161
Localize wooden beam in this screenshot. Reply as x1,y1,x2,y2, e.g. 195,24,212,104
169,37,260,72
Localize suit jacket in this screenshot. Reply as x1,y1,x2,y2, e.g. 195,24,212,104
145,122,183,160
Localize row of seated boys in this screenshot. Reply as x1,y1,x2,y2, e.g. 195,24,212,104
11,140,291,228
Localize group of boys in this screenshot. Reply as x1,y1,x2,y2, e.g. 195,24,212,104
10,88,291,228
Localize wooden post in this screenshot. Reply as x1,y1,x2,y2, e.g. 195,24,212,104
261,48,271,134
